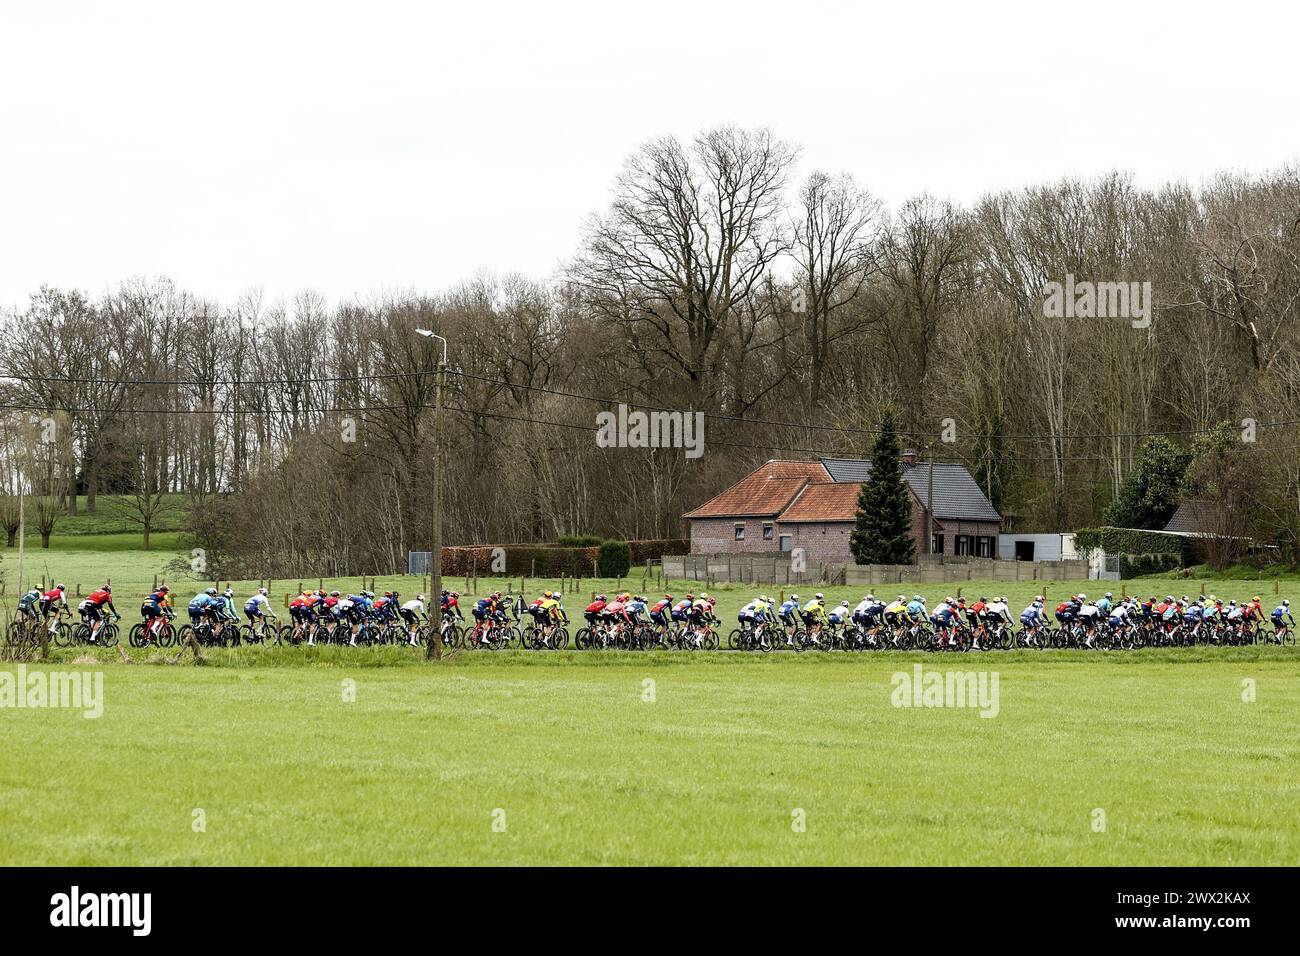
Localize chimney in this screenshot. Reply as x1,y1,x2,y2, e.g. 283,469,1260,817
901,449,918,466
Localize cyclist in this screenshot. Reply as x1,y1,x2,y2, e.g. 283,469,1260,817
827,599,852,634
625,594,647,627
345,590,372,644
1076,597,1102,646
649,593,673,630
140,585,172,644
905,594,927,625
187,587,220,636
16,586,42,632
289,590,316,643
400,594,426,645
1020,597,1047,643
39,583,69,637
778,593,801,626
585,593,609,626
439,590,463,622
1054,595,1080,626
471,592,507,645
82,584,120,643
883,594,908,627
737,595,766,630
1270,599,1294,636
801,593,829,641
244,587,277,640
1096,592,1114,616
930,596,959,648
670,593,694,625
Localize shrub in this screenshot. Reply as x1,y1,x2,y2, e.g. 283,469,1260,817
597,540,632,578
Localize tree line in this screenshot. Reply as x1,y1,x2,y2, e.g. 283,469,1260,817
2,125,1298,575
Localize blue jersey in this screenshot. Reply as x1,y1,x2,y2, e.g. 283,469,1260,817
779,600,799,618
1272,605,1289,619
188,594,216,612
906,600,925,617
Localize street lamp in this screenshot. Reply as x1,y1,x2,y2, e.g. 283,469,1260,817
416,329,447,660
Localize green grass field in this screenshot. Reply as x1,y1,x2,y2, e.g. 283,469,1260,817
2,648,1298,865
5,536,1300,866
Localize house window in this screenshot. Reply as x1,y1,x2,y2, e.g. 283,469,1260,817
762,522,774,540
955,535,970,556
976,536,993,558
734,523,745,542
778,534,793,553
931,533,944,554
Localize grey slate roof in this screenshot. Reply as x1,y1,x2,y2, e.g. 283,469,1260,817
819,458,1002,522
1162,500,1224,534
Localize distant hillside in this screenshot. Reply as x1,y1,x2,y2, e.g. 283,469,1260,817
13,494,191,536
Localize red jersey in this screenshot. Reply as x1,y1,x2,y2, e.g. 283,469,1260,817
88,589,112,606
585,600,606,614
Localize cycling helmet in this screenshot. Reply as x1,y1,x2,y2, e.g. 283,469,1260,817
815,592,824,600
663,594,672,600
840,600,849,606
258,587,268,596
330,591,340,597
912,595,922,602
597,594,607,601
416,594,426,602
224,588,233,597
866,594,875,601
1285,600,1291,607
55,583,66,591
684,593,693,600
205,587,217,596
1077,593,1086,600
790,594,799,601
158,585,169,593
450,591,459,598
1104,592,1112,599
103,584,112,593
384,591,393,598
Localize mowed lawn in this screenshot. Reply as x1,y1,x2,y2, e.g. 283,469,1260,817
2,651,1298,865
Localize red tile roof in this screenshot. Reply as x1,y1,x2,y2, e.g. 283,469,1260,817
682,460,829,519
777,481,864,522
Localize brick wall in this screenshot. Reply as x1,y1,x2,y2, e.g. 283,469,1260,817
689,517,781,554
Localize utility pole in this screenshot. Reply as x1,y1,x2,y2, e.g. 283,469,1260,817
417,329,448,661
16,464,25,597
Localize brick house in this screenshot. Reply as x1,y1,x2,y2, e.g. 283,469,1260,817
683,456,1002,564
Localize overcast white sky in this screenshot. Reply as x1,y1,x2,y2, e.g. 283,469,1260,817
1,0,1296,309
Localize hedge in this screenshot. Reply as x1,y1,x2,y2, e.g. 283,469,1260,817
628,538,690,563
1119,552,1184,577
441,545,598,577
1075,527,1197,568
1074,527,1183,555
438,538,689,578
557,535,605,547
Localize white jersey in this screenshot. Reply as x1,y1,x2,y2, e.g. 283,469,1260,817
854,598,873,614
1077,603,1101,618
402,599,424,613
247,593,271,611
986,601,1008,618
